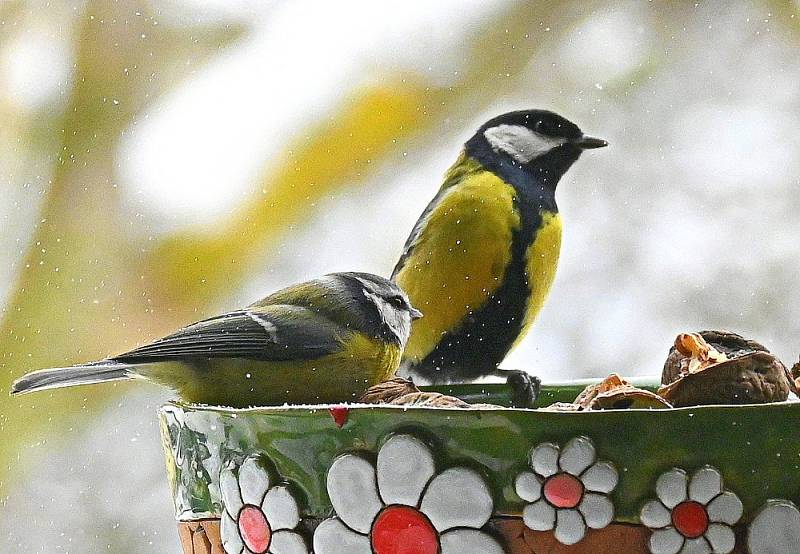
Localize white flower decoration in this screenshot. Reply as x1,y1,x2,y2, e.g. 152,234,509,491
312,434,503,554
640,466,743,554
516,436,618,545
748,499,800,554
219,455,308,554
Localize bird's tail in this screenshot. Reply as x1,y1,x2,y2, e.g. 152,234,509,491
11,361,134,395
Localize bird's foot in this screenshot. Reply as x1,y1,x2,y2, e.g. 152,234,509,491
502,369,541,408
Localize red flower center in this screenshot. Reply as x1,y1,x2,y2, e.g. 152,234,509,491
672,501,709,538
238,505,272,554
371,505,439,554
543,473,584,509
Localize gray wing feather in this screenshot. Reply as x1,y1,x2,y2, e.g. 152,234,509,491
391,187,452,278
12,362,132,394
114,305,344,363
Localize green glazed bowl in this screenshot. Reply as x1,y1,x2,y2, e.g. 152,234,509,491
160,380,800,554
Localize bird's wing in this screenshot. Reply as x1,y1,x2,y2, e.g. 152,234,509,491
392,187,451,277
391,169,520,363
392,151,483,277
113,305,344,363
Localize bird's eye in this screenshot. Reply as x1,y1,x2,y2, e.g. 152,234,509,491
389,295,405,307
534,120,554,135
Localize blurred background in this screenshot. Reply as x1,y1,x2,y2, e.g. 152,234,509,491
1,0,799,551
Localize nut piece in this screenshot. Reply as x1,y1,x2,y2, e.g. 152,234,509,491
359,378,504,408
575,373,672,410
389,391,472,408
388,391,503,409
359,377,420,404
673,332,728,373
659,330,793,407
540,402,582,412
663,330,768,385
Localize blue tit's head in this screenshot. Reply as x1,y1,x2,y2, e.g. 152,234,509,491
464,109,607,188
326,272,422,346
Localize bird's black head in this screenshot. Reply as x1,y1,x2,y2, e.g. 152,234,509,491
464,109,607,189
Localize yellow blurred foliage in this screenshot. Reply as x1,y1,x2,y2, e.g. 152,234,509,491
148,82,428,307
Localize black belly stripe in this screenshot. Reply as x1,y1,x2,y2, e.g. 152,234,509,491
412,183,555,382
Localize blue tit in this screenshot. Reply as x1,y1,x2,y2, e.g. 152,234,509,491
392,109,606,403
12,272,422,407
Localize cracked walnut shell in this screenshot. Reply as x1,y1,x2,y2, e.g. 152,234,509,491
659,330,793,407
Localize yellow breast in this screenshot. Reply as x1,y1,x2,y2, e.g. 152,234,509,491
395,166,520,364
513,211,562,349
145,333,402,406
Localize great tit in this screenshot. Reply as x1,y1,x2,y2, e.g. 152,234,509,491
11,272,422,407
392,109,606,402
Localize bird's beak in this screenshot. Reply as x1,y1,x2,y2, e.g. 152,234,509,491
409,307,423,320
575,135,608,149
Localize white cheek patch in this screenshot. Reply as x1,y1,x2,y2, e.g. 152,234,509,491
363,290,411,345
484,124,566,164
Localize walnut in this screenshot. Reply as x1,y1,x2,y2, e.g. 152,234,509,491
539,402,582,412
359,378,503,408
574,373,671,410
791,358,800,390
662,330,769,384
358,377,420,404
388,391,474,408
659,330,793,407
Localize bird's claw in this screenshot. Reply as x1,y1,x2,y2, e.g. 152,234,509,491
504,370,541,408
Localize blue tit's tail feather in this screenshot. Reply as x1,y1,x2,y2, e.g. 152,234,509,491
11,361,134,395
